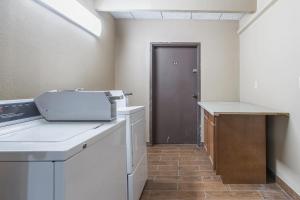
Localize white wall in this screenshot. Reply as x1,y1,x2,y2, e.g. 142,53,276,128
0,0,115,100
115,20,240,142
239,0,300,195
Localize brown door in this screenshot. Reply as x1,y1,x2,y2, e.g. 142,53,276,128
152,45,198,144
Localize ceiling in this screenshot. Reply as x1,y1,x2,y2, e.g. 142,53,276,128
110,11,245,21
95,0,257,13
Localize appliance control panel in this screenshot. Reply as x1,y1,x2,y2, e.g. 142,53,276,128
0,101,40,124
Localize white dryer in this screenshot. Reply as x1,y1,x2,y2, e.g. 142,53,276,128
0,99,128,200
110,91,148,200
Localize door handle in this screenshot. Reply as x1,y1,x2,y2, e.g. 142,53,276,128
192,94,198,99
124,92,133,96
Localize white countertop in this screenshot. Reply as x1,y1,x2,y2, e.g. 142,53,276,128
117,106,144,115
0,118,125,161
198,102,289,116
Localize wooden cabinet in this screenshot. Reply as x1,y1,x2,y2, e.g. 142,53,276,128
204,111,216,169
200,102,288,184
216,115,267,184
203,110,267,184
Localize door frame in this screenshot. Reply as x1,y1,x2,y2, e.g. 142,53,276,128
149,42,201,145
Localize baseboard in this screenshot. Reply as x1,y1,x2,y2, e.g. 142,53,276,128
268,169,300,200
146,142,152,146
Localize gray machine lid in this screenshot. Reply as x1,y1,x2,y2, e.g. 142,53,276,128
0,99,102,142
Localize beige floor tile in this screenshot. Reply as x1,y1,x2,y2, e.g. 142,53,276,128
179,170,216,176
177,191,205,200
179,156,209,161
199,165,213,170
178,182,228,191
155,176,179,183
141,145,293,200
259,191,292,200
159,165,178,171
147,156,161,161
201,175,222,183
149,191,205,200
160,155,180,161
147,149,162,153
180,160,212,165
149,160,178,165
205,191,261,200
179,165,200,171
178,176,203,183
149,170,178,176
145,180,177,191
229,184,282,192
140,190,151,200
149,165,159,171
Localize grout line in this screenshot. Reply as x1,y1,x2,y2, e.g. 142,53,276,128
148,190,152,200
257,190,264,200
219,13,223,20
177,150,180,191
177,160,180,176
129,12,135,19
227,184,232,191
200,175,203,183
226,184,231,191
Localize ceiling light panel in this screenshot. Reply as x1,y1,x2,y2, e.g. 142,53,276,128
111,12,133,19
192,12,222,20
220,13,244,21
131,11,162,19
162,12,192,20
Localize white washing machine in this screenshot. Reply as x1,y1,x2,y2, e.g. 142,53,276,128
0,99,127,200
110,91,148,200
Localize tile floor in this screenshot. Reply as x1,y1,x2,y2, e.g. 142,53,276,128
140,144,293,200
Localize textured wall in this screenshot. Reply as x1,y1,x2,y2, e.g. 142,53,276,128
239,0,300,195
114,19,240,141
0,0,115,99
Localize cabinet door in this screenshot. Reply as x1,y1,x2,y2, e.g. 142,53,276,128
208,120,215,168
204,113,209,153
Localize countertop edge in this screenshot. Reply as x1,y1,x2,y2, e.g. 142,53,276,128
198,102,289,117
